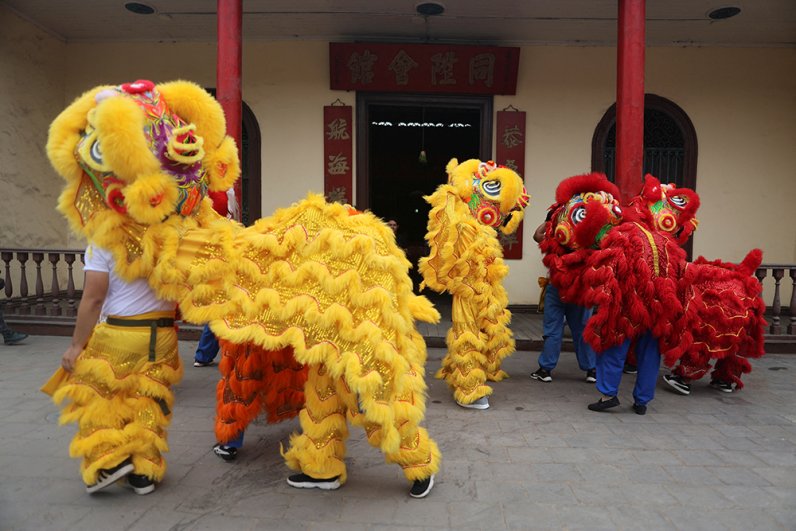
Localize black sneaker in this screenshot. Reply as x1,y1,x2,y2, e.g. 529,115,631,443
286,473,341,490
623,363,637,374
85,457,134,493
127,473,155,495
193,359,216,367
409,474,435,498
587,396,620,412
585,369,597,383
632,403,647,415
663,374,691,396
710,380,734,393
3,330,28,345
530,368,552,382
213,443,238,461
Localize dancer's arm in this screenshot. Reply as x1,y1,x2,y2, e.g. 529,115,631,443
61,271,109,372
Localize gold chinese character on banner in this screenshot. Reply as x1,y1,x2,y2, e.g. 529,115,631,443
502,125,524,149
389,50,418,86
325,186,349,203
503,159,518,172
327,153,350,176
347,50,378,84
431,52,457,85
469,53,495,87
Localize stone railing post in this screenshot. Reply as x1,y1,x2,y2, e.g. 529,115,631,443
1,251,12,298
32,252,46,315
64,253,78,317
16,252,29,314
770,268,783,334
49,253,62,316
788,268,796,335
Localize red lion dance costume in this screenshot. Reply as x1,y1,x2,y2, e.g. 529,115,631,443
541,173,765,410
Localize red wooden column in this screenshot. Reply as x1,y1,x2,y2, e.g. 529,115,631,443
217,0,243,220
615,0,646,203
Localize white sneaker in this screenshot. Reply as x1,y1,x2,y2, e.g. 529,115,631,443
456,396,490,410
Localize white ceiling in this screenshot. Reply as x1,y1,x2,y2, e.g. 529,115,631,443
3,0,795,46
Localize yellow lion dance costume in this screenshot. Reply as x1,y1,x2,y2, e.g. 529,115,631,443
419,159,529,408
44,79,441,495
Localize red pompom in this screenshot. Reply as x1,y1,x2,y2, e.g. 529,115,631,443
120,79,155,94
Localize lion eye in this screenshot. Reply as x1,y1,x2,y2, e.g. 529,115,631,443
669,195,687,209
481,180,501,197
571,205,587,225
90,140,104,165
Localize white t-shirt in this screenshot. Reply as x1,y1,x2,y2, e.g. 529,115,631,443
84,245,175,319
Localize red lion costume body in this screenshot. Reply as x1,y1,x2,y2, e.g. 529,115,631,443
541,173,765,389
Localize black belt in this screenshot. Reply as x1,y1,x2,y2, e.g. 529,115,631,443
106,317,175,362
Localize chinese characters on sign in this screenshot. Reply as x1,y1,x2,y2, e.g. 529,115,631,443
323,105,353,204
330,43,519,95
496,109,527,259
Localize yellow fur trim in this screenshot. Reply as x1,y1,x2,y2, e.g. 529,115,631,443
123,172,180,225
94,96,162,183
47,86,115,186
204,136,241,191
157,80,227,151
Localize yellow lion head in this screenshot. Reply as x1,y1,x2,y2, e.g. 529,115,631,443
47,79,240,235
445,158,529,235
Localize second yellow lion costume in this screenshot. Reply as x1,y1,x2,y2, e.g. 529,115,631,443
419,159,528,407
45,79,440,494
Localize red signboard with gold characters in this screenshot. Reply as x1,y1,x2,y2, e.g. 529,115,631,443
323,104,353,204
330,43,519,95
495,108,527,259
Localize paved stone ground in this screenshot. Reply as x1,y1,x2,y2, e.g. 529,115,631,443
1,336,794,530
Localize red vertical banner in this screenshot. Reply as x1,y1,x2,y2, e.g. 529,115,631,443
323,105,353,204
495,108,526,259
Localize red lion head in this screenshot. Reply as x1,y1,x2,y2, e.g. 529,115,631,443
628,174,700,245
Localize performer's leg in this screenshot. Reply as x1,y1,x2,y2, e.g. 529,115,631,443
482,306,513,382
442,295,491,405
194,325,220,365
595,339,630,398
214,342,269,445
282,363,349,484
537,284,566,371
53,322,181,485
354,361,440,497
566,304,593,371
632,331,662,407
710,355,748,391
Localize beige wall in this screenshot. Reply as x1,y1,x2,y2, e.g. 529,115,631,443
3,10,793,305
0,7,68,248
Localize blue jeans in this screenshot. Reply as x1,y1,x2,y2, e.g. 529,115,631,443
194,324,220,363
596,330,661,406
538,283,595,372
221,431,245,449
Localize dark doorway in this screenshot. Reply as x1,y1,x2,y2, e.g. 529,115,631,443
357,95,492,249
357,93,492,293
